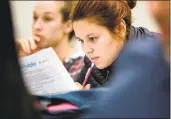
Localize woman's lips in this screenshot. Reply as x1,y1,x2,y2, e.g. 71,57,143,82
90,57,99,63
34,34,42,40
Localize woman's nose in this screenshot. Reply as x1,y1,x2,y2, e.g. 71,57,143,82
83,42,94,55
33,20,42,31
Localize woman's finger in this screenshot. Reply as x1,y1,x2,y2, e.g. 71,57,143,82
24,40,31,54
20,40,30,54
84,84,91,90
28,37,37,50
33,35,41,42
75,82,83,90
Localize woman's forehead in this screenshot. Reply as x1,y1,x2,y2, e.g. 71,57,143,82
73,18,106,29
73,20,111,39
34,1,64,14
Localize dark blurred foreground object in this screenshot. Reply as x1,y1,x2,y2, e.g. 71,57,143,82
0,1,41,119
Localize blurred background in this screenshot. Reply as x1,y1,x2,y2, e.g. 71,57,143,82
10,1,161,53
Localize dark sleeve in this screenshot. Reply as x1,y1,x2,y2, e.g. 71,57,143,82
82,39,170,118
75,56,90,83
76,65,88,84
76,56,101,88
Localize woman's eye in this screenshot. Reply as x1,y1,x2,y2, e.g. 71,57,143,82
33,16,38,21
77,39,84,44
43,17,52,22
89,37,98,42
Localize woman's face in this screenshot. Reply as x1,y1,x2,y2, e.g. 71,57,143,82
32,1,69,48
73,19,125,69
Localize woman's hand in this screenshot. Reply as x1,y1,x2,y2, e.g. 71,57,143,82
75,82,91,90
15,36,41,58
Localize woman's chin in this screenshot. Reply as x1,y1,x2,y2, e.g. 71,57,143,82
95,64,107,69
95,62,112,69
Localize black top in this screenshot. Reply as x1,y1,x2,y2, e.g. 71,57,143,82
76,56,112,88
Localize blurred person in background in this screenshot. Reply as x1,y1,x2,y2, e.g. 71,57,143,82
147,1,170,63
16,1,84,81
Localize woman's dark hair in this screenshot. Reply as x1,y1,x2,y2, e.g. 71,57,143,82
70,0,137,39
0,1,41,119
60,1,77,40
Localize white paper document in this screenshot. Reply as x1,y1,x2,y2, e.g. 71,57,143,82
20,47,78,96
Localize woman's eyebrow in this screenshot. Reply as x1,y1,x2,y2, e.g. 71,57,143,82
76,33,97,40
76,37,83,41
43,11,55,15
87,33,95,37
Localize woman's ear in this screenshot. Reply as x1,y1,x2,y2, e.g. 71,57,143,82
114,19,126,40
64,20,73,34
